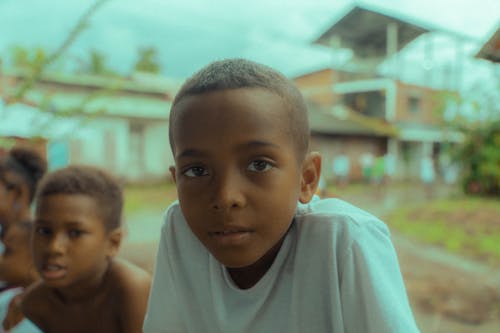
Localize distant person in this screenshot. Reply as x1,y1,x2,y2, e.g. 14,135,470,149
143,59,419,332
0,222,41,332
371,154,385,186
359,152,374,183
440,155,459,185
21,166,151,333
0,147,46,292
332,151,350,187
443,162,459,185
383,152,396,184
420,155,435,198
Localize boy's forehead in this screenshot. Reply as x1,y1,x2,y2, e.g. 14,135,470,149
36,194,103,220
171,88,294,151
172,88,291,130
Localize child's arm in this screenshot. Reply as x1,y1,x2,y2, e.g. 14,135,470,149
19,282,48,332
114,260,151,333
2,288,43,333
340,221,420,332
2,292,23,331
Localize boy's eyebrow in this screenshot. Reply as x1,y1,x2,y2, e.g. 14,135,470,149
177,140,280,159
64,221,87,228
235,140,281,150
34,219,86,227
176,149,209,159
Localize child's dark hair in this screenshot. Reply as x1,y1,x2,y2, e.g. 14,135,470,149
169,58,310,159
0,147,47,203
36,165,123,231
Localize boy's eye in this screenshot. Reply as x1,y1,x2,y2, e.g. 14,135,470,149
247,160,273,172
68,229,83,238
183,166,208,178
35,226,52,236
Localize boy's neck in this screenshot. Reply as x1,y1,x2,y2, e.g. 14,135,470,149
227,236,286,290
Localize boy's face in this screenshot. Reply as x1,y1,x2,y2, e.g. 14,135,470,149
0,223,35,286
33,194,120,291
170,88,315,268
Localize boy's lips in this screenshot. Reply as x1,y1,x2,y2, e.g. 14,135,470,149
41,263,67,280
208,228,254,246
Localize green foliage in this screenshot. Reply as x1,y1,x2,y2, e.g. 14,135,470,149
78,48,118,76
10,46,47,71
133,47,161,74
456,120,500,196
434,72,500,197
3,0,112,104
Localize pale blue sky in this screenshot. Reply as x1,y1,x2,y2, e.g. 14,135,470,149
0,0,498,79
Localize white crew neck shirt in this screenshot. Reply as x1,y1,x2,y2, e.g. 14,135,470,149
144,198,420,333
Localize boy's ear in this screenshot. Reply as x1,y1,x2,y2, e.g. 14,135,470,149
299,152,322,204
169,166,177,183
106,228,123,258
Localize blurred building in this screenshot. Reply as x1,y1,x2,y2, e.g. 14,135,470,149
295,4,467,182
0,70,178,183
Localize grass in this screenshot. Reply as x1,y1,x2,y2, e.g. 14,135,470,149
386,196,500,266
123,181,177,215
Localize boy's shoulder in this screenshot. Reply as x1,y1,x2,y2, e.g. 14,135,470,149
107,258,151,296
294,197,390,241
107,258,151,333
298,197,383,221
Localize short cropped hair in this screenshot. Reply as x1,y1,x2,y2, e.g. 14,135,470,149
169,58,310,160
0,147,47,203
36,165,123,231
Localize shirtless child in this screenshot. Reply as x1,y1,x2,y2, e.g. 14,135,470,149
22,165,151,333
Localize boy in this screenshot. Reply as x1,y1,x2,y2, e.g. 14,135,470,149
21,165,151,333
143,59,420,332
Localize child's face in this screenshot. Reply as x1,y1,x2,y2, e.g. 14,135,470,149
0,173,16,227
170,88,313,268
33,194,119,290
0,224,36,286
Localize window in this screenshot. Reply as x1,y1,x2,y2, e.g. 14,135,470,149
408,96,420,113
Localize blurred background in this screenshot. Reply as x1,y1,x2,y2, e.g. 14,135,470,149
1,0,499,332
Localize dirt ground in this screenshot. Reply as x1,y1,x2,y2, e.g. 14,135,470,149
119,183,500,333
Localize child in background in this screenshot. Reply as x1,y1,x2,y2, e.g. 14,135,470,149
143,59,419,332
0,222,41,332
0,147,46,258
21,165,151,333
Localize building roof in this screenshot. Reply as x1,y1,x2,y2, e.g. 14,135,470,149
309,103,398,137
476,27,500,63
314,4,431,59
20,89,171,120
2,70,174,121
3,69,180,98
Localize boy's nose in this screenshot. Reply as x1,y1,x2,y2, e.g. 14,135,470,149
46,233,67,254
211,173,245,211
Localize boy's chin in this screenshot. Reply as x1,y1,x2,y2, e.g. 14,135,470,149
210,250,263,269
